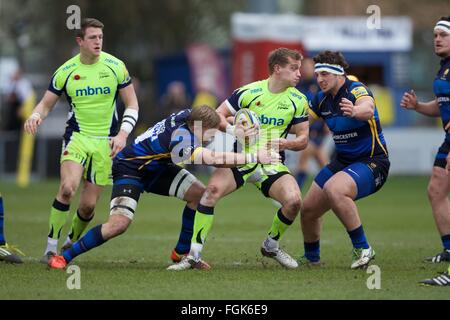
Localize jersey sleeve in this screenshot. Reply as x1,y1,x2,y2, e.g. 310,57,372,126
225,88,248,115
117,61,132,89
47,68,67,96
291,94,309,125
308,93,321,120
348,83,373,104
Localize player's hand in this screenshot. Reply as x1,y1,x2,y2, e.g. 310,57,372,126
340,98,356,117
267,138,289,152
256,148,281,165
234,122,259,143
400,90,418,110
110,130,128,158
24,112,42,135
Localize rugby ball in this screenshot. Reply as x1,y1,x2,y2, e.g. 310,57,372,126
234,109,260,146
234,108,260,129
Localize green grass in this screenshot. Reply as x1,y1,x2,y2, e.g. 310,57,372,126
0,176,449,299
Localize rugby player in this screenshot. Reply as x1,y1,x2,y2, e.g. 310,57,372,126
299,51,390,269
24,18,139,263
401,17,450,285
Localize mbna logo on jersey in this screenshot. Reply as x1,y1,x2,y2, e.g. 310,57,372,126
76,86,111,96
260,114,285,126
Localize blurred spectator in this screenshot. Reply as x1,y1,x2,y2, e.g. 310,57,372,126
2,69,35,133
160,81,191,117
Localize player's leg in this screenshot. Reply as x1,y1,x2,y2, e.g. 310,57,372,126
189,168,238,259
296,144,314,189
261,172,301,268
0,192,24,263
171,171,206,262
314,144,329,168
61,181,103,252
323,159,389,269
425,166,450,262
61,137,112,252
49,181,142,269
43,160,84,261
168,168,238,271
300,181,331,265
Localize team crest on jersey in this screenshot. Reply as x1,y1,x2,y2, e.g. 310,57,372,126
99,71,110,79
73,74,86,81
277,102,290,110
442,68,449,80
351,86,369,99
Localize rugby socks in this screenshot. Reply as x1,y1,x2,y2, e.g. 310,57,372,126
296,171,307,189
68,210,94,242
442,234,450,251
347,225,370,249
0,195,5,245
45,199,70,253
268,209,293,241
304,240,321,262
63,224,106,263
174,205,196,254
192,205,214,245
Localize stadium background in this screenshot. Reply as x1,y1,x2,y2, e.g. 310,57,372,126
0,0,449,300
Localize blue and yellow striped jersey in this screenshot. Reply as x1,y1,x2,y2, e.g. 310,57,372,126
434,56,450,141
309,78,388,161
115,109,200,171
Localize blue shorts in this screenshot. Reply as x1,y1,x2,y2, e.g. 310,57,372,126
314,155,390,200
434,140,450,169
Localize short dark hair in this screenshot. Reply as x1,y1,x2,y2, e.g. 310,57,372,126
187,105,220,129
268,48,303,74
438,16,450,22
313,51,349,70
76,18,104,39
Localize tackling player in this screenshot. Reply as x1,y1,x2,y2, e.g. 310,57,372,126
401,17,450,285
299,51,390,269
47,106,278,269
168,47,309,270
24,18,139,263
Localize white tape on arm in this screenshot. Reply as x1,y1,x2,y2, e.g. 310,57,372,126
120,108,139,134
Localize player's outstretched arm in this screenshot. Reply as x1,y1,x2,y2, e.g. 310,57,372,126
271,121,309,152
191,148,279,168
216,101,235,132
400,90,439,117
110,84,139,158
24,90,59,135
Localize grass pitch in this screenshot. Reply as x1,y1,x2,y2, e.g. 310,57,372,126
0,176,449,299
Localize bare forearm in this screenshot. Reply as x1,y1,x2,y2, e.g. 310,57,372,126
285,136,308,151
415,100,440,117
203,151,247,167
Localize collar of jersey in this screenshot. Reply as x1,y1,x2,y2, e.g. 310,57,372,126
441,55,450,67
